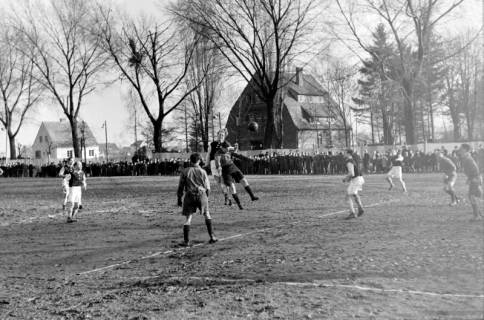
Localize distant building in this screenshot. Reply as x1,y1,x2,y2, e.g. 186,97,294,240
32,120,99,162
226,68,349,151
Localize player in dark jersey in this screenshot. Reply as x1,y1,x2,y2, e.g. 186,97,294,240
435,149,460,206
177,153,217,247
215,143,259,210
343,149,365,219
386,150,407,192
458,144,482,219
66,161,86,223
205,129,231,206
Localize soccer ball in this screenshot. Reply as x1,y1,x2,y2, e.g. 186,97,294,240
248,121,259,132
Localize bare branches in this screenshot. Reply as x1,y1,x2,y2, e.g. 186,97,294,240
172,0,315,147
96,4,205,152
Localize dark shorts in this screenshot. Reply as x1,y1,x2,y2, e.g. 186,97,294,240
222,164,244,186
182,192,209,216
469,178,483,198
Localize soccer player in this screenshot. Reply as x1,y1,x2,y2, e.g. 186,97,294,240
205,129,231,206
58,158,74,211
215,143,259,210
458,144,482,219
66,161,87,223
0,167,3,176
343,149,365,219
177,153,217,246
386,150,407,192
435,149,460,206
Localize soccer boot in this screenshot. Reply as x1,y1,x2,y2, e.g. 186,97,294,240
357,208,364,217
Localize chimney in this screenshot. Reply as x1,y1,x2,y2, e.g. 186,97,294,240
295,67,303,86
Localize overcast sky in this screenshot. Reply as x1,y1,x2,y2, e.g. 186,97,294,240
0,0,482,156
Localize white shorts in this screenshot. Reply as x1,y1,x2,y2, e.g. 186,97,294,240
347,176,365,195
210,160,221,177
69,186,82,204
62,180,69,194
387,166,402,179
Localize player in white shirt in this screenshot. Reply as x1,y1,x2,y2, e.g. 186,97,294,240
386,151,407,192
343,149,365,219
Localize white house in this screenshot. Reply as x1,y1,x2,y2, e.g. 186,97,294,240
32,120,100,163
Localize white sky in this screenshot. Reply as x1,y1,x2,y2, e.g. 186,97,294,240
0,0,482,156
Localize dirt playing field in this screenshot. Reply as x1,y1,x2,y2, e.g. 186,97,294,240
0,173,483,319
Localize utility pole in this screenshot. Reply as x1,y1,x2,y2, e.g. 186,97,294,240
102,121,108,162
184,103,189,152
211,108,215,142
134,107,138,153
217,112,222,132
80,121,86,163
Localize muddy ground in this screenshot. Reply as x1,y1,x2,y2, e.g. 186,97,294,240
0,174,483,319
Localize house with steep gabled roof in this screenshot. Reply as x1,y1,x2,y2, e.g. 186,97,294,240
31,120,100,162
226,68,349,151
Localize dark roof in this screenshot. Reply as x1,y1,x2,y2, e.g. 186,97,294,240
282,72,327,96
43,121,98,148
283,96,344,130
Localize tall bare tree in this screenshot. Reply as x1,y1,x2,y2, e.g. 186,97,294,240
97,7,204,152
0,24,42,159
184,30,226,152
14,0,109,157
172,0,314,148
335,0,465,144
324,61,357,148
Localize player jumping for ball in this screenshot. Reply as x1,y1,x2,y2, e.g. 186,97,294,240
65,161,87,223
458,144,482,220
177,153,217,246
435,149,460,206
343,149,365,219
215,141,259,210
205,129,231,206
386,150,407,192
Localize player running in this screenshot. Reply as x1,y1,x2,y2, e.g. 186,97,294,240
343,149,365,219
215,141,259,210
177,153,217,246
458,144,482,220
386,150,407,192
65,161,87,223
205,129,231,206
58,158,74,211
435,149,460,206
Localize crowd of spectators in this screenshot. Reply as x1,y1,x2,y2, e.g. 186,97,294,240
1,145,483,178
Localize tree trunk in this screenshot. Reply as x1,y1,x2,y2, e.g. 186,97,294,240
402,80,416,144
264,98,275,148
153,119,163,153
8,134,16,159
69,118,81,158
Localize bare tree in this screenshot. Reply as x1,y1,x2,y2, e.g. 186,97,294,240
0,24,42,159
172,0,315,148
324,61,357,148
13,0,109,158
335,0,466,144
97,7,204,153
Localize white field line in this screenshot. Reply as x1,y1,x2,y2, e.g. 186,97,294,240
79,200,399,276
118,275,484,300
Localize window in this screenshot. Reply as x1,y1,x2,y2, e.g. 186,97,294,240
88,149,94,157
45,136,49,143
39,136,43,143
67,150,73,158
35,150,41,159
